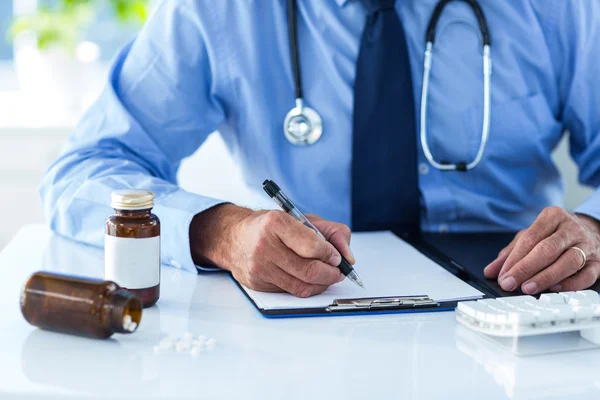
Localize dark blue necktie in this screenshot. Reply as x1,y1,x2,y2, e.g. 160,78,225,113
351,0,419,232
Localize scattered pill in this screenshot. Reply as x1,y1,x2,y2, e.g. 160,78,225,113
176,341,191,352
155,333,218,356
123,315,132,326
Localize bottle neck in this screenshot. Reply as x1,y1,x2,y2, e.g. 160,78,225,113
106,289,143,334
114,209,152,218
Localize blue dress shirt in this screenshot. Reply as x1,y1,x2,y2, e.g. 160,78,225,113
40,0,600,273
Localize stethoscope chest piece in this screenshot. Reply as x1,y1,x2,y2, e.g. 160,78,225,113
283,99,323,146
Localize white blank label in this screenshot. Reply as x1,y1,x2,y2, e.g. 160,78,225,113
105,235,160,289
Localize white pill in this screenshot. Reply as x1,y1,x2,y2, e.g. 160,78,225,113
176,341,191,352
182,332,195,342
196,335,207,342
191,347,203,357
206,338,217,348
129,322,138,332
123,315,133,325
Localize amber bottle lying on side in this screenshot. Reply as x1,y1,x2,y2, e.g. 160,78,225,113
21,271,142,339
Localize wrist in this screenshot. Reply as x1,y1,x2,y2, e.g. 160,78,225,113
189,203,253,270
575,213,600,236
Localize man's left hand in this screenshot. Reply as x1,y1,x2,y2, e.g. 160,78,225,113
483,207,600,294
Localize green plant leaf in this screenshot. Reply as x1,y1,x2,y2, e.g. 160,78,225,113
8,0,150,51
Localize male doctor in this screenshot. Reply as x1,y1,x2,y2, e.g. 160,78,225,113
41,0,600,297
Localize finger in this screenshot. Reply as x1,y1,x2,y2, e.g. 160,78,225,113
276,220,342,267
484,233,521,278
499,230,576,291
499,207,565,278
310,217,354,264
550,262,600,292
264,211,342,267
520,244,589,294
235,273,282,293
259,260,329,298
274,247,344,286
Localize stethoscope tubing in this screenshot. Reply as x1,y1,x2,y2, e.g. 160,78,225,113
420,0,492,171
284,0,492,171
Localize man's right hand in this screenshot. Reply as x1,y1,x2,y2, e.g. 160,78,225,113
189,204,355,298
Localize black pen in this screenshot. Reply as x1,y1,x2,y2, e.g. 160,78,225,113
262,179,365,288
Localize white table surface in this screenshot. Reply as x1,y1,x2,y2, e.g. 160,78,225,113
1,225,599,400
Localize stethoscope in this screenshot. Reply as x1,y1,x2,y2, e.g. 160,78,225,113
283,0,323,145
283,0,492,172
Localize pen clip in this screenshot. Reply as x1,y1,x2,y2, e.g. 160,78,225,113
326,296,437,312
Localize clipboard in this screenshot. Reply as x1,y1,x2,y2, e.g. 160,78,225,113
232,231,512,318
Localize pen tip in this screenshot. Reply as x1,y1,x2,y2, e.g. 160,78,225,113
354,277,365,289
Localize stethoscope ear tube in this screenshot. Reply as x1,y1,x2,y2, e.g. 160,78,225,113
420,0,492,172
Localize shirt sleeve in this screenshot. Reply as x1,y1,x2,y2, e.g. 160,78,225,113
40,1,229,273
536,1,600,220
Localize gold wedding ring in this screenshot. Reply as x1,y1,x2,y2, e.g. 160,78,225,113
569,246,587,271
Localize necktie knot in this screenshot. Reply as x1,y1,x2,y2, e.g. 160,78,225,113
360,0,396,13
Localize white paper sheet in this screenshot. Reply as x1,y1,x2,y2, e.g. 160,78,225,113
242,231,483,310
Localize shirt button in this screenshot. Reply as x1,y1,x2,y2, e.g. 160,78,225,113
419,163,430,175
439,224,449,233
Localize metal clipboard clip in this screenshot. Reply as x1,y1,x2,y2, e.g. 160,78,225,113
326,295,438,312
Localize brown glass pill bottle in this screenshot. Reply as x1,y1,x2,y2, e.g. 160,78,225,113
21,271,142,339
105,190,160,308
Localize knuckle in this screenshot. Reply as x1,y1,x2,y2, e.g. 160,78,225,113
293,283,313,298
568,221,584,237
301,234,323,257
539,240,561,257
263,210,285,228
340,224,351,237
304,260,321,282
321,242,336,262
565,249,583,269
544,206,564,218
554,229,570,246
512,262,531,281
520,232,538,249
540,269,561,288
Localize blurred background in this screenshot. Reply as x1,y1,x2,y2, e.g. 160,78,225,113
0,0,255,250
0,0,593,251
